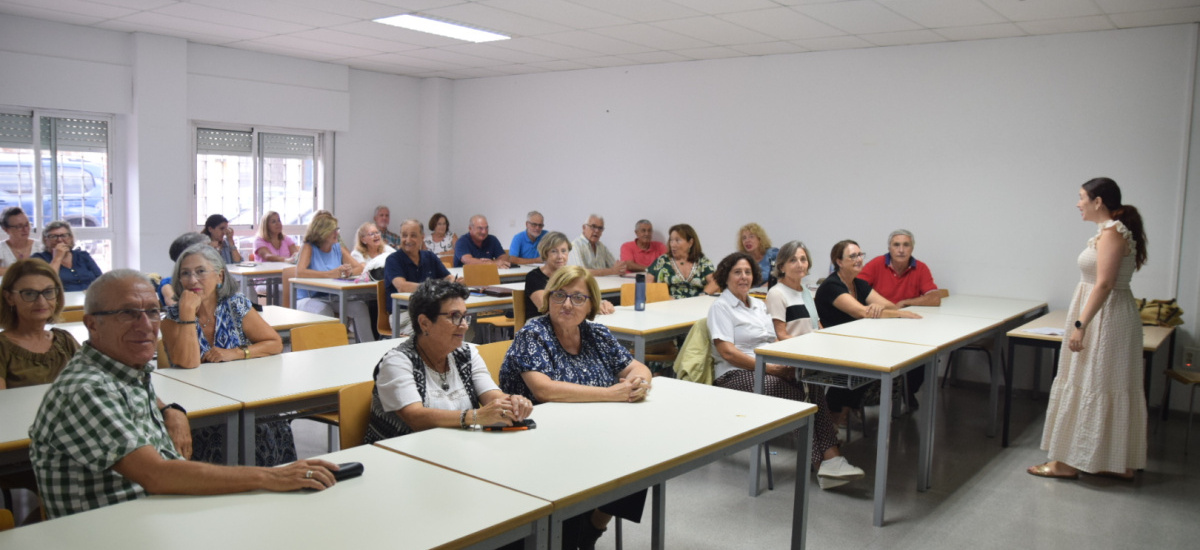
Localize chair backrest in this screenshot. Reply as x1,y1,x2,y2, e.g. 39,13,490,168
280,266,297,307
674,319,713,385
477,340,513,385
59,309,84,323
620,283,671,306
375,280,392,338
439,254,454,268
337,381,375,450
156,339,170,370
0,508,13,532
462,264,501,286
511,289,527,330
290,322,349,351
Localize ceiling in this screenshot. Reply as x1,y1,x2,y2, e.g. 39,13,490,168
3,0,1199,80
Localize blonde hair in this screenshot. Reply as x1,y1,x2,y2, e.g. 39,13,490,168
736,222,772,253
257,211,281,242
354,222,381,257
541,265,602,320
304,215,338,245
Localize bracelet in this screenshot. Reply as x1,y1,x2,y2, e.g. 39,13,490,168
472,409,478,427
241,345,250,360
175,320,198,325
459,409,469,429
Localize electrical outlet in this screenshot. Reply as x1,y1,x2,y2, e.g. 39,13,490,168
1185,347,1198,370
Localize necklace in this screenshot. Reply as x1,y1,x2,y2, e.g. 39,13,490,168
416,341,451,390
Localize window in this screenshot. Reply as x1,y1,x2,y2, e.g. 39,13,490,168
0,110,113,271
195,127,320,229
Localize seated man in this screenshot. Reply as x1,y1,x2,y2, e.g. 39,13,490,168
29,270,339,519
507,210,545,265
568,214,627,276
619,219,665,273
858,229,941,407
453,215,511,268
374,205,401,249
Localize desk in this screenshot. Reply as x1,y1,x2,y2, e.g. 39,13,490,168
62,291,84,311
0,445,552,550
227,261,294,305
754,332,937,527
448,264,536,283
1003,310,1176,445
375,377,815,549
151,374,243,464
288,278,378,335
155,339,398,465
597,295,716,361
259,305,340,332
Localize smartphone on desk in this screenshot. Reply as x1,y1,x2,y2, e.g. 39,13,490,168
483,418,536,432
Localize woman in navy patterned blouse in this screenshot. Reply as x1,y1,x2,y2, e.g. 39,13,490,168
500,265,651,550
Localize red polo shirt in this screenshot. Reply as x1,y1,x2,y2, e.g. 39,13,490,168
620,240,666,268
858,254,938,304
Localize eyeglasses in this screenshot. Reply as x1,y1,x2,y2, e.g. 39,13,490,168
90,308,164,323
550,290,590,306
45,232,71,241
586,224,605,232
179,268,211,280
527,222,544,228
436,311,472,326
846,253,867,261
6,223,31,230
15,288,58,302
366,231,381,238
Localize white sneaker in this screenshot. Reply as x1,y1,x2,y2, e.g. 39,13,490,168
817,456,864,490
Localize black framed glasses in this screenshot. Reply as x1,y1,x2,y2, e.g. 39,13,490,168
90,308,164,323
436,311,472,326
15,288,58,302
45,232,71,241
550,291,590,306
586,224,605,232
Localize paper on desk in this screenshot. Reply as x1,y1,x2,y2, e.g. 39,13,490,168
1024,327,1065,336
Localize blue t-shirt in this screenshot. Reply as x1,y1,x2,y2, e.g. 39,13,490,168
32,249,103,291
382,249,450,312
499,316,634,403
453,234,505,267
509,231,544,260
298,243,344,300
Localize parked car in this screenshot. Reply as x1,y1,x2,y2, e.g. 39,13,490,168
0,154,108,227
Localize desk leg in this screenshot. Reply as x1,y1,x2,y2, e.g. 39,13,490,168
651,483,666,550
239,275,255,303
239,409,256,466
550,515,563,550
793,417,812,549
223,413,239,466
918,359,934,491
291,286,299,312
634,337,646,363
987,336,1002,438
339,292,353,342
749,355,766,497
525,517,548,550
873,374,893,527
1163,331,1177,421
1003,338,1017,447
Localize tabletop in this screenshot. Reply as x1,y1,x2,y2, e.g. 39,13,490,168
819,313,1000,351
0,384,48,453
904,294,1047,322
0,445,552,550
62,291,85,311
447,264,537,282
598,295,716,336
226,261,294,276
289,277,378,291
259,305,340,331
1008,309,1175,350
755,332,938,373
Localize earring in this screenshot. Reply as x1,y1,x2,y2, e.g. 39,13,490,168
216,282,223,290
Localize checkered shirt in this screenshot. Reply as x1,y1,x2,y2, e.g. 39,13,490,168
29,343,181,519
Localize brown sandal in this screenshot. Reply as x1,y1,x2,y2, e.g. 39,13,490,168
1027,462,1079,480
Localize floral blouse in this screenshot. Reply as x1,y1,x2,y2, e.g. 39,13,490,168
499,315,634,403
646,254,715,299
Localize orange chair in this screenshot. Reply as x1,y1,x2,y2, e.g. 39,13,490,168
291,323,350,450
465,264,512,341
477,340,513,385
59,309,84,323
376,280,392,339
336,381,375,450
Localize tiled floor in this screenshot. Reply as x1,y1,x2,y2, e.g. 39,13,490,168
291,381,1200,549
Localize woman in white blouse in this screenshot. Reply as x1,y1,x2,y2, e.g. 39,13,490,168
351,222,395,274
0,208,43,276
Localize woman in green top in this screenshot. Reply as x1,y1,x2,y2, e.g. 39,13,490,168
646,224,718,299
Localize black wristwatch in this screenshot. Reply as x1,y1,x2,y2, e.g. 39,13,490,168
160,402,187,416
1074,320,1084,329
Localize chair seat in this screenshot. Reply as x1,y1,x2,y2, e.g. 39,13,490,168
310,412,339,425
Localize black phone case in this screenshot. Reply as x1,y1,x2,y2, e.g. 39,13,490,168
334,462,364,481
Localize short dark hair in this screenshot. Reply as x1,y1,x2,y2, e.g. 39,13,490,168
1,207,27,229
169,232,209,262
409,278,469,334
203,214,229,238
713,252,759,291
428,212,449,233
830,239,859,267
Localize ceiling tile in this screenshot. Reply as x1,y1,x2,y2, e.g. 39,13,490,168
526,59,592,71
396,47,510,67
355,51,466,70
246,35,383,58
490,36,598,59
92,0,176,9
440,42,555,64
673,45,746,60
980,0,1102,22
479,0,631,28
568,0,703,23
796,0,924,34
537,30,653,55
879,0,1007,28
860,28,947,46
574,55,642,68
422,2,571,37
228,39,344,61
369,0,464,11
651,15,776,46
934,22,1026,41
3,0,136,19
188,0,357,27
794,35,875,51
1017,15,1115,35
1095,0,1200,13
110,11,272,40
619,50,691,64
1110,6,1200,27
0,3,108,25
153,3,312,34
728,41,810,56
440,66,510,78
718,7,845,40
668,0,780,15
285,28,424,53
271,0,400,20
486,63,550,75
593,23,713,50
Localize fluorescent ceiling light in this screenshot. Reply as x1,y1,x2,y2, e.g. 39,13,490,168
374,14,509,43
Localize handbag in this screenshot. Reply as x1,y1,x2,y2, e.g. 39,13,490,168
1136,298,1184,327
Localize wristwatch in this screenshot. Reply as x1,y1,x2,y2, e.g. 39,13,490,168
1074,320,1084,329
241,345,250,360
160,402,187,416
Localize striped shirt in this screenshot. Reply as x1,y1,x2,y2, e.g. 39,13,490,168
29,343,180,518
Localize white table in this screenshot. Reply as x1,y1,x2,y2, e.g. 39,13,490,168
0,445,553,550
288,278,378,337
155,339,399,465
596,295,716,361
754,332,938,527
447,264,536,283
151,374,243,464
62,291,85,312
227,261,294,305
375,377,815,549
259,305,340,332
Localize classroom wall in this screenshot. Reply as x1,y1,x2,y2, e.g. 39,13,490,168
447,24,1200,401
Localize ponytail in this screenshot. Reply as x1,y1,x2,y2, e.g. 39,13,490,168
1112,205,1148,270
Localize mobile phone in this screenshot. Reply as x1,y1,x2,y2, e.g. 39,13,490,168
333,462,364,481
482,418,537,431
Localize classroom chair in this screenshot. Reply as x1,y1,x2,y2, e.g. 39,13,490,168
1162,368,1200,454
0,508,13,532
336,381,375,450
465,264,512,342
511,289,527,331
619,283,678,367
477,340,512,385
375,280,392,339
938,289,1000,400
291,323,350,451
59,309,84,323
155,339,170,370
439,254,454,268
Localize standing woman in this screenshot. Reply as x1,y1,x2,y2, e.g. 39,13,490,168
33,222,103,292
0,207,43,276
1029,177,1148,480
424,212,457,254
254,211,298,263
0,259,78,389
202,214,243,264
736,223,778,286
646,224,718,299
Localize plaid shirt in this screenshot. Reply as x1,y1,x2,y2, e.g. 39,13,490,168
381,228,402,249
29,343,181,519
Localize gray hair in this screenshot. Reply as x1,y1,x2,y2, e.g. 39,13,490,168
171,243,239,301
635,219,652,228
469,214,487,228
43,220,74,244
537,231,571,260
888,229,915,248
85,269,153,314
526,210,542,221
584,214,604,225
399,219,423,234
773,240,813,280
374,205,390,217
